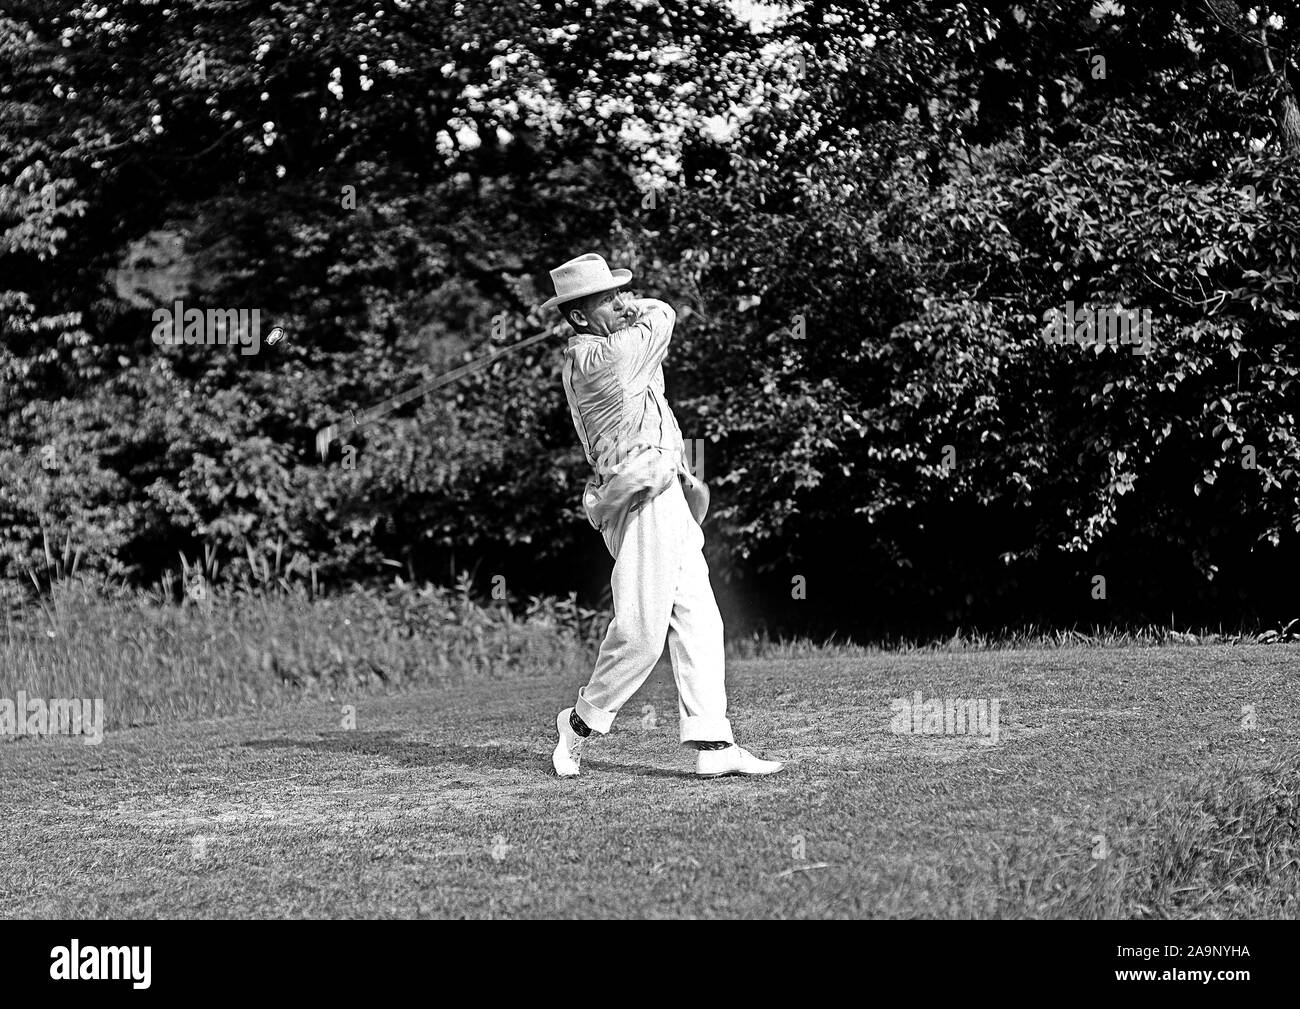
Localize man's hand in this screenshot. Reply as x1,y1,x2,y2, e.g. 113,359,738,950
608,298,674,384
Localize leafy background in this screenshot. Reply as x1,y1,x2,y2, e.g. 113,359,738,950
2,0,1297,639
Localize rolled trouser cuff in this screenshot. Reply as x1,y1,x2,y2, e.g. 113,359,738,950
575,689,617,735
680,715,734,746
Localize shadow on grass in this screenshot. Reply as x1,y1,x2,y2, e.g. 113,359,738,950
579,759,690,779
233,731,695,778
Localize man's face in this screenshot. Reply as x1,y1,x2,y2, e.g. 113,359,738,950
566,287,635,337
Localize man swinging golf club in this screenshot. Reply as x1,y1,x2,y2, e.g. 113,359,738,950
545,252,784,778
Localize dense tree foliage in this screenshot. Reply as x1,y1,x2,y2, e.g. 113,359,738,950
2,1,1297,635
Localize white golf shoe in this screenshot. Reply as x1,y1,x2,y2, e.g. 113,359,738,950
552,707,586,777
695,744,785,778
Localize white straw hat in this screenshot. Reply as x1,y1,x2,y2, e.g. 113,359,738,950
542,253,632,311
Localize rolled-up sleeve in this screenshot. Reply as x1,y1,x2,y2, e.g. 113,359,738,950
608,299,675,391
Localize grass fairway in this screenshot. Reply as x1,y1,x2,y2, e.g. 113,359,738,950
3,644,1297,919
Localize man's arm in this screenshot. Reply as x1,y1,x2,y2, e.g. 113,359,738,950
608,297,676,389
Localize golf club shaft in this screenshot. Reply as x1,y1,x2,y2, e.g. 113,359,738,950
315,327,561,458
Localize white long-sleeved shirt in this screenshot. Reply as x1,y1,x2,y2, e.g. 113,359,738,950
561,298,689,529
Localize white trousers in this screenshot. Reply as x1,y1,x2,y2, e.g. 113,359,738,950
574,477,734,745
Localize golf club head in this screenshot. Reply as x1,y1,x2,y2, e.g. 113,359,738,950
315,424,338,461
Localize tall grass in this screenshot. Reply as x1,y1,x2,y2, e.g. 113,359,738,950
727,620,1297,659
996,753,1300,918
2,567,604,733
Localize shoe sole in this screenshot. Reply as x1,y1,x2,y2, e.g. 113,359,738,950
696,765,785,778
